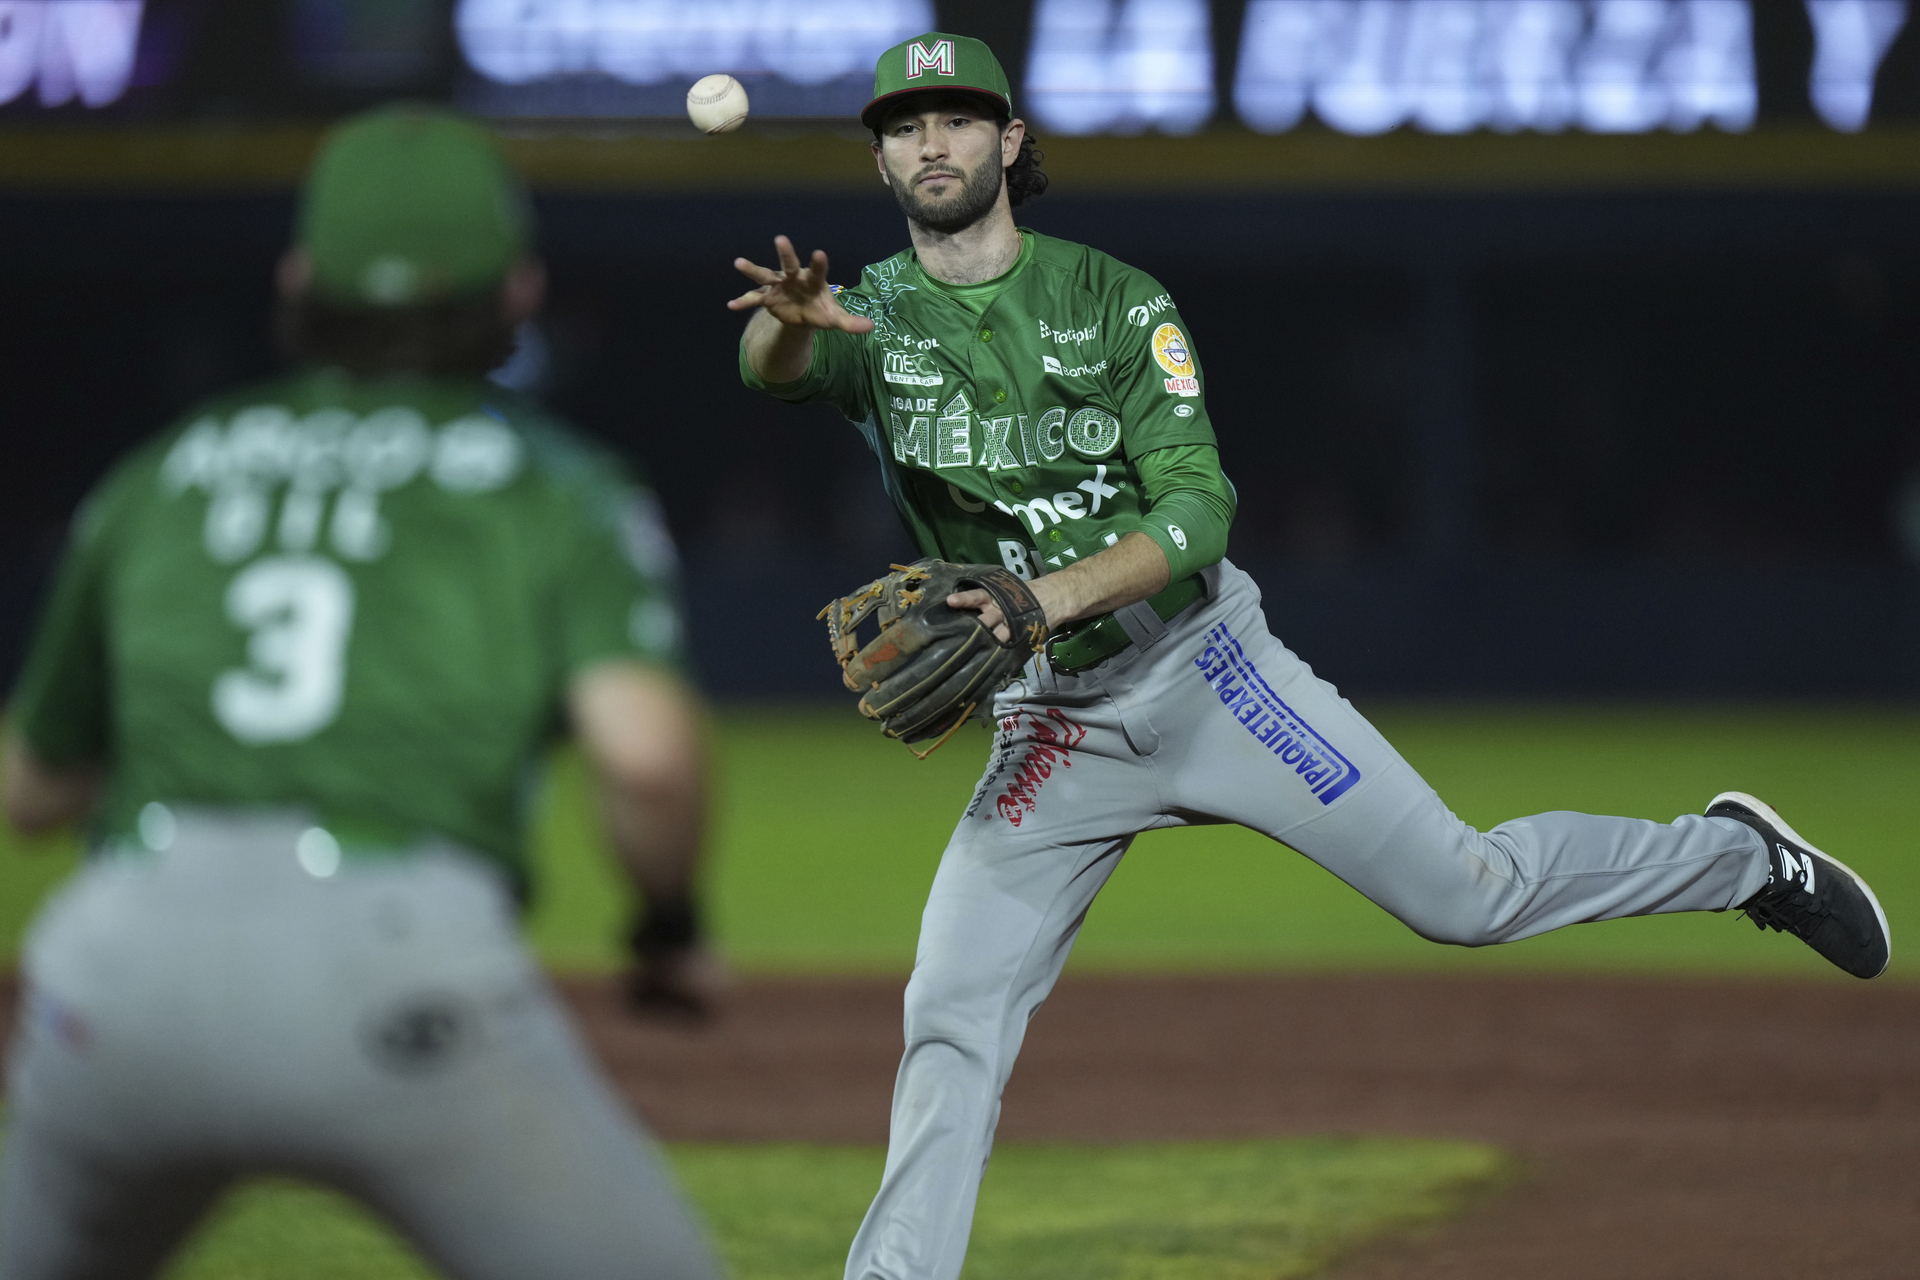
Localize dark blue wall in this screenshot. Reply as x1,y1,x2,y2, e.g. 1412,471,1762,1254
3,187,1918,698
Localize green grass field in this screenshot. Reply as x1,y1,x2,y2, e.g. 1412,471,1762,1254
159,1139,1505,1280
539,702,1920,979
4,704,1916,978
1,703,1907,1277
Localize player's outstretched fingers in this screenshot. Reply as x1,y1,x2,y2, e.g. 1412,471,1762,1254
726,282,772,311
727,238,874,331
726,238,803,308
731,255,782,286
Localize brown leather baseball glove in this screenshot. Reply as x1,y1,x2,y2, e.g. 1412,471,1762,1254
819,558,1049,757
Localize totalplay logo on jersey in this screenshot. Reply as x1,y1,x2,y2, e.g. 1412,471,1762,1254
1152,323,1199,396
882,349,944,387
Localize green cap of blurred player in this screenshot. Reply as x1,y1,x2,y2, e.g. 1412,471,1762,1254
861,32,1012,130
298,104,531,307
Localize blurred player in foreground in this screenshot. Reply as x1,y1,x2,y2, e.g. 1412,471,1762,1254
0,106,721,1280
734,31,1895,1280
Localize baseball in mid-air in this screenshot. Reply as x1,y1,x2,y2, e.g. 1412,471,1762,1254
686,74,749,134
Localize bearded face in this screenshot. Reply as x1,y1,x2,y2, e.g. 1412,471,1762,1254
883,147,1006,235
875,100,1010,236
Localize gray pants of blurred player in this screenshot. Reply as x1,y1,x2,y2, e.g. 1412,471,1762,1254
844,559,1772,1280
0,813,720,1280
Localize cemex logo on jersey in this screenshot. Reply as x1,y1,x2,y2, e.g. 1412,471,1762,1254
1127,294,1172,326
1152,323,1199,396
1192,622,1362,805
906,39,955,78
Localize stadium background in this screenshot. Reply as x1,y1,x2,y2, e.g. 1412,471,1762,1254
0,2,1917,1277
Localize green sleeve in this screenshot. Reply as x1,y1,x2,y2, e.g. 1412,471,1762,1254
8,483,122,766
1107,281,1218,456
1128,443,1236,582
738,322,873,422
549,470,686,678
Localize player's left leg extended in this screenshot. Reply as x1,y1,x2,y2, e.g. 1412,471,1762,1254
1148,562,1891,971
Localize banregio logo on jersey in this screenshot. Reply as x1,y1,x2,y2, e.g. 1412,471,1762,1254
1151,323,1199,397
1041,354,1108,378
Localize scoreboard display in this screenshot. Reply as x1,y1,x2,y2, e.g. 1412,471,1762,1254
453,0,936,118
0,0,147,110
1025,0,1910,135
0,0,1911,133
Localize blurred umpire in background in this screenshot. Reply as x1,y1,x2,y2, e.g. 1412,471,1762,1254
0,106,722,1279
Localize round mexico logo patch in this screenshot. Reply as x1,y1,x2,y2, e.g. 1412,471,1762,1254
1151,324,1193,376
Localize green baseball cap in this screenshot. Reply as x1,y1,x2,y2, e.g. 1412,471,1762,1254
298,104,531,307
861,32,1012,130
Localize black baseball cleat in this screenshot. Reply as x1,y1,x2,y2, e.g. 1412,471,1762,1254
1710,791,1891,979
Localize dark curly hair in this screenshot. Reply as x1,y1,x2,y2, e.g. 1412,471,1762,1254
277,290,517,379
1002,125,1049,207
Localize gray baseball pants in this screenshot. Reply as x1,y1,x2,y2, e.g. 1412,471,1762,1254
0,813,720,1280
844,559,1771,1280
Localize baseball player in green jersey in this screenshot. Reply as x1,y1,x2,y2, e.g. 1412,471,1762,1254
0,107,721,1280
735,32,1895,1280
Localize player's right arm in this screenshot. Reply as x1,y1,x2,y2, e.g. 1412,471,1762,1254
535,441,724,1014
731,235,873,384
568,660,705,898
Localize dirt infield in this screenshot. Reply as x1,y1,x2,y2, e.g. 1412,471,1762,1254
564,972,1920,1280
0,970,1908,1276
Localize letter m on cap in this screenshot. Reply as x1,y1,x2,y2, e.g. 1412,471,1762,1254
906,39,955,79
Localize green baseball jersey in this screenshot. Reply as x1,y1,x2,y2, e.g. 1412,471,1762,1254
8,369,683,885
742,229,1221,580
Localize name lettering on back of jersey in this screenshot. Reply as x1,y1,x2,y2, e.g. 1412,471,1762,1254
161,405,523,565
1151,323,1200,397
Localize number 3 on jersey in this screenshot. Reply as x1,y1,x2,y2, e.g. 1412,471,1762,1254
212,556,355,744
